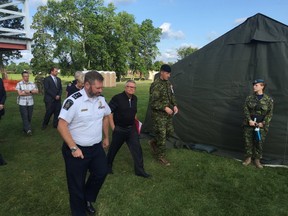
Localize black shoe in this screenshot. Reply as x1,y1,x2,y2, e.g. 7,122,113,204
41,125,47,130
0,154,7,166
86,201,96,214
136,172,151,178
107,167,113,174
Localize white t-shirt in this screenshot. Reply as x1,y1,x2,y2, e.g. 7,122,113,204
59,88,111,146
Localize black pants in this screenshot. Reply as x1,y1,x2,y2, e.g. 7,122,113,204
62,143,108,216
42,100,61,128
107,125,145,175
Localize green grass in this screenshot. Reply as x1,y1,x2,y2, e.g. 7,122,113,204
0,79,288,216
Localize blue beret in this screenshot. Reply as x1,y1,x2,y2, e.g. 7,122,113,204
252,79,265,85
160,64,171,73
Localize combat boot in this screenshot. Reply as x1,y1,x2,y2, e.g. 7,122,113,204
255,159,263,169
149,140,157,155
242,157,251,166
158,156,170,166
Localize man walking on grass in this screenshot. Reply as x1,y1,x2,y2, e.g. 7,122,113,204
16,71,38,136
149,64,178,166
58,71,111,216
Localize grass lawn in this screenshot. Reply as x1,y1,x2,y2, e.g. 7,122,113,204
0,77,288,216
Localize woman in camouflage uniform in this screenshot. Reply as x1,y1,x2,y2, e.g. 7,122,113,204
242,79,273,168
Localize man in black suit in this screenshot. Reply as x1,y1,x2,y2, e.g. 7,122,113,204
0,77,7,165
0,77,6,120
42,67,62,129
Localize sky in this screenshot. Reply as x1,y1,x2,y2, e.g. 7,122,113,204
20,0,288,63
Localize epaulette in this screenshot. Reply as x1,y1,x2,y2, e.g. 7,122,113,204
63,99,74,110
72,92,82,99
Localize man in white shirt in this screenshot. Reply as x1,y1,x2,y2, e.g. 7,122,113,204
58,71,111,216
16,71,38,135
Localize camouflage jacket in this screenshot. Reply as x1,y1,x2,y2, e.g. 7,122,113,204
243,93,274,128
149,78,177,113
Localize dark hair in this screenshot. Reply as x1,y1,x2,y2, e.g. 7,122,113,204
21,71,29,76
49,67,58,74
84,71,104,85
260,82,267,92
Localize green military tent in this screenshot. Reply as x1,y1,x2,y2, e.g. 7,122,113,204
143,13,288,165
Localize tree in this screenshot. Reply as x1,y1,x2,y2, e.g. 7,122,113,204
30,5,55,75
129,20,162,78
152,61,165,71
0,0,23,72
177,46,198,60
31,0,162,80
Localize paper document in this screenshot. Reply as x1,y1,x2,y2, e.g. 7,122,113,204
135,119,142,135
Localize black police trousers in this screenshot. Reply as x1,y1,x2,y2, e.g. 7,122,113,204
62,142,107,216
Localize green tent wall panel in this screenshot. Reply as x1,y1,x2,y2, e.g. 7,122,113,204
143,13,288,164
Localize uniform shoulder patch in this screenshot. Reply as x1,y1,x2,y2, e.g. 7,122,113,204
72,92,82,99
63,99,74,110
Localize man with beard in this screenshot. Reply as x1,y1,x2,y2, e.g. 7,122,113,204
58,71,111,216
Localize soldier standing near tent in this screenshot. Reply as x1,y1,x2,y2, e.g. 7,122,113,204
242,79,273,168
149,64,178,166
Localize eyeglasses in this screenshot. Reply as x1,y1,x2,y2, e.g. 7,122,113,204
126,86,136,89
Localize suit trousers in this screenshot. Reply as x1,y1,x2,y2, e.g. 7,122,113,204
43,100,61,127
107,125,145,175
62,143,108,216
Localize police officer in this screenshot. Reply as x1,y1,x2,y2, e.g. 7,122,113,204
58,71,111,216
242,79,273,168
149,64,178,166
107,80,150,178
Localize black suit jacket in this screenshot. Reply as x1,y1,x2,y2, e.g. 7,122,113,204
0,78,6,117
43,75,62,103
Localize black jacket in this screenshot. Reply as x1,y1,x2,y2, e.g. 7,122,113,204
0,78,6,117
43,76,62,103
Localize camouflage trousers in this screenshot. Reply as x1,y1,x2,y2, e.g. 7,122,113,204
243,126,268,159
151,112,174,158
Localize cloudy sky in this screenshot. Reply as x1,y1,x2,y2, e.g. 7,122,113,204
21,0,288,63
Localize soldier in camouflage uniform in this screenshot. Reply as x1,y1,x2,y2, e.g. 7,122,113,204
149,64,178,166
242,79,273,168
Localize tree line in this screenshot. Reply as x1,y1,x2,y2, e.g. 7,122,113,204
30,0,163,81
1,0,198,80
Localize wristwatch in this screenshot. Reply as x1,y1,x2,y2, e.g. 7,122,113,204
70,146,78,153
